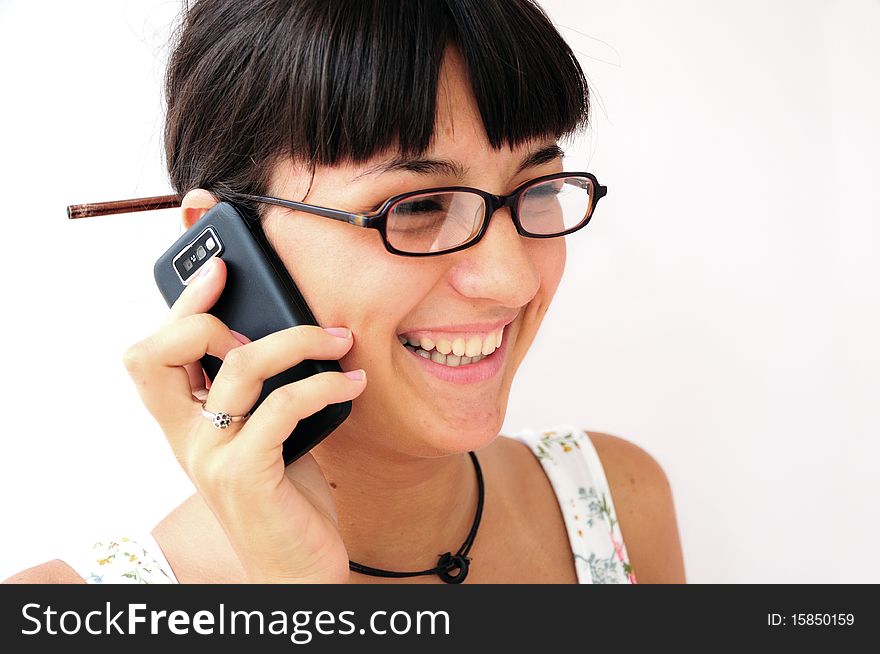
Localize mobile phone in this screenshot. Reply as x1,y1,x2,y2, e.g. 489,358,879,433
153,201,351,465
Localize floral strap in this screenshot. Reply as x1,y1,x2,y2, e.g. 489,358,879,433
64,535,178,584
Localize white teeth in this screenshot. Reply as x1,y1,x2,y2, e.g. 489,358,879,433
402,343,488,367
398,323,507,367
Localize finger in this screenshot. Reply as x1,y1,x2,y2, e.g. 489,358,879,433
202,325,355,418
161,255,226,328
161,256,251,398
123,312,246,428
185,329,249,400
186,363,207,400
233,369,366,455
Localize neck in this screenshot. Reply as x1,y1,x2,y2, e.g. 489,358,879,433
309,422,479,572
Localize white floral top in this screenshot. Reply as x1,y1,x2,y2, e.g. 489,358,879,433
62,424,635,584
63,535,179,584
511,424,637,584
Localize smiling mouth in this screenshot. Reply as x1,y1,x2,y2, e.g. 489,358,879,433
396,326,506,368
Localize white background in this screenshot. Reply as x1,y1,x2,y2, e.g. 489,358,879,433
1,0,877,583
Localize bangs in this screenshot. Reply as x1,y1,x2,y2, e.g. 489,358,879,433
165,0,589,194
282,0,590,164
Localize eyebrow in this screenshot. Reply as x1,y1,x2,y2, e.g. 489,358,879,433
349,143,565,183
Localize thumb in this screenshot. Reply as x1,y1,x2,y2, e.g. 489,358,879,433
162,255,228,328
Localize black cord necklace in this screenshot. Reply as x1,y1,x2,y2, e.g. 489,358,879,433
348,451,483,584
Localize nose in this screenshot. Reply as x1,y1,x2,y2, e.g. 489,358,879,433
446,204,541,307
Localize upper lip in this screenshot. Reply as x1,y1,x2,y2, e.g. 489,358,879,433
397,314,518,338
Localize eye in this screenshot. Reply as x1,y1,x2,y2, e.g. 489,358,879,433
392,197,447,215
525,183,563,198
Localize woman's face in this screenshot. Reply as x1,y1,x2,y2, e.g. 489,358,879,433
261,48,567,457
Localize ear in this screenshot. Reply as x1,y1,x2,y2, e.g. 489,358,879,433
180,188,219,229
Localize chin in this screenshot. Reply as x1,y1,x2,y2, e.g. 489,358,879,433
404,363,518,456
404,407,508,458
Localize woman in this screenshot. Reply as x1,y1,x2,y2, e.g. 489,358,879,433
5,0,684,584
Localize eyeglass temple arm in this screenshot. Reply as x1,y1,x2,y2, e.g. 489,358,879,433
564,177,607,195
65,193,376,226
239,194,377,227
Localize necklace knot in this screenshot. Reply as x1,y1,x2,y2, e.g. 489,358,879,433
437,552,470,584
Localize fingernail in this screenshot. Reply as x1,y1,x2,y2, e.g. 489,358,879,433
344,369,366,381
198,257,216,278
324,327,352,339
230,329,251,345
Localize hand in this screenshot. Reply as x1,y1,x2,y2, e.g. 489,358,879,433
122,256,365,583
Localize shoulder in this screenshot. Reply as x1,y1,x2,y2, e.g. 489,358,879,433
3,560,87,584
150,492,249,584
4,493,245,585
586,431,687,583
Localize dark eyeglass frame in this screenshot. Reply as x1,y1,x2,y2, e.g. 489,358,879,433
237,171,607,257
66,172,608,257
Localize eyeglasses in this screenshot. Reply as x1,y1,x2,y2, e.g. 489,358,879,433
237,171,607,257
66,171,607,257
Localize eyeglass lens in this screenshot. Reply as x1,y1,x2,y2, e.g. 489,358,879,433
385,176,595,254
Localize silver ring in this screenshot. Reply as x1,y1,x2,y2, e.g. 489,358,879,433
201,401,251,429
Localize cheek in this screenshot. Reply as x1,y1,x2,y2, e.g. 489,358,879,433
261,215,366,323
534,237,566,296
507,238,566,367
260,214,428,330
526,238,566,337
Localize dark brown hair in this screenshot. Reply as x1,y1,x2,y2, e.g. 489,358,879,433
164,0,590,206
